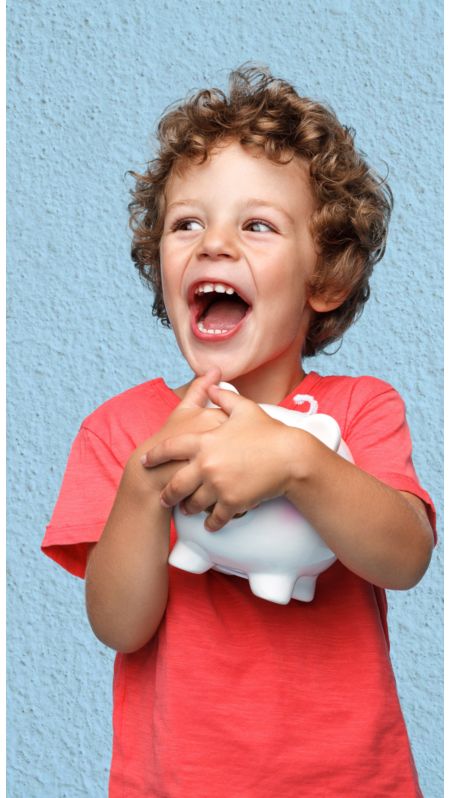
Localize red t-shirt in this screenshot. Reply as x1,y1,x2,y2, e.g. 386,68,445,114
42,371,436,797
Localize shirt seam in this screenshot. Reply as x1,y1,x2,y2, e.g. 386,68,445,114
45,520,106,532
345,386,397,439
79,424,124,469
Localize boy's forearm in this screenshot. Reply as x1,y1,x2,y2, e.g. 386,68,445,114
285,430,434,590
85,461,171,654
84,376,227,654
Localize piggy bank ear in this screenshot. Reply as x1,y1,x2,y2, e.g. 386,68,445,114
303,414,341,452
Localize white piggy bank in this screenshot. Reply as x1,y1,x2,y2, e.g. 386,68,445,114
170,383,353,604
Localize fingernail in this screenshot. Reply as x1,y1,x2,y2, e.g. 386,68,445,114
140,455,148,466
160,497,171,509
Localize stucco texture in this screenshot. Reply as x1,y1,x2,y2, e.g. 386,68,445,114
7,0,443,795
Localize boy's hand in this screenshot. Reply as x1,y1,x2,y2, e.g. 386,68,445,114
142,384,295,531
127,369,227,495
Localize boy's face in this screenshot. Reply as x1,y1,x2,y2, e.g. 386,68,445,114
160,141,319,397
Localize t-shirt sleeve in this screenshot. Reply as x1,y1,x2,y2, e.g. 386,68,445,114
41,425,124,578
345,382,436,538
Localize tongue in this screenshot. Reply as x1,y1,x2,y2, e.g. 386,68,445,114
201,298,248,331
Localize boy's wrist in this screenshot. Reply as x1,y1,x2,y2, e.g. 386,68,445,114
122,453,170,508
283,427,320,500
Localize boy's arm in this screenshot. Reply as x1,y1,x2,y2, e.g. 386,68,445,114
143,384,434,591
85,370,225,654
282,435,433,589
85,462,172,654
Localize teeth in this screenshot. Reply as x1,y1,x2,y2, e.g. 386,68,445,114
197,320,228,335
195,282,236,295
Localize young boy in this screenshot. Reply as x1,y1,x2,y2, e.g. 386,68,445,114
42,66,436,796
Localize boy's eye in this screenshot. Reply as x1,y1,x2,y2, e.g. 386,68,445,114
172,218,203,231
245,220,275,233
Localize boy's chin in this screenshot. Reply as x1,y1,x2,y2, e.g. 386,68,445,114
183,345,256,384
189,360,242,384
193,365,238,381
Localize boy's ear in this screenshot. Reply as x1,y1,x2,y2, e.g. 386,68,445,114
307,290,348,313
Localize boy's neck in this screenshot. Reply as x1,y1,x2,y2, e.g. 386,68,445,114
230,360,307,405
174,360,307,406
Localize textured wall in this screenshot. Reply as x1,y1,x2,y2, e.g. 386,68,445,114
7,0,443,795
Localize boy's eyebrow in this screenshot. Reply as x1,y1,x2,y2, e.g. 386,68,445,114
166,200,198,211
243,199,294,224
166,198,294,224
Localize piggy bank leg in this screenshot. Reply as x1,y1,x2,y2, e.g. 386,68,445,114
291,575,317,602
248,573,297,605
169,541,212,574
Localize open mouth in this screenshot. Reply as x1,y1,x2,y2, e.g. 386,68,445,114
189,281,251,339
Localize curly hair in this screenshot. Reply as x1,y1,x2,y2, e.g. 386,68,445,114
128,64,393,357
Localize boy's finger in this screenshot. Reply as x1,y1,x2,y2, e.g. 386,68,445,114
181,368,221,409
159,463,202,508
204,502,234,532
180,485,217,516
206,384,247,416
141,434,199,467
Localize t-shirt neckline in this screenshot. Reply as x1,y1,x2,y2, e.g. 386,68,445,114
279,371,322,407
157,371,322,408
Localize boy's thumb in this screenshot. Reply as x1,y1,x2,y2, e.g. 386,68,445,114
180,368,222,409
207,383,243,416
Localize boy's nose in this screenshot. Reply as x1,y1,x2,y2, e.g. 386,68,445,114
196,224,240,260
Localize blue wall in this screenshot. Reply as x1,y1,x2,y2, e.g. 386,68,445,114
8,0,443,795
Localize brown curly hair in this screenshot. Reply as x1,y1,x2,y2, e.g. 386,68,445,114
128,64,393,357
